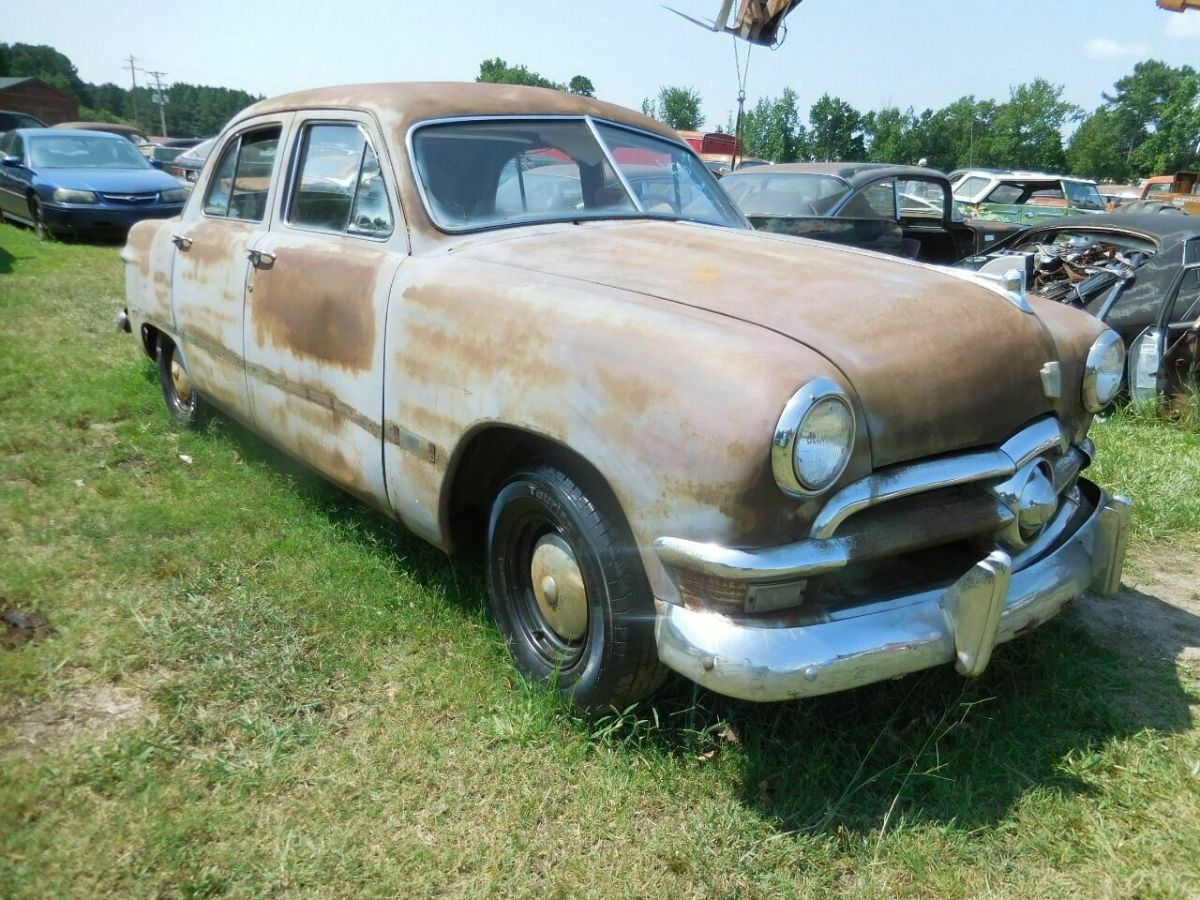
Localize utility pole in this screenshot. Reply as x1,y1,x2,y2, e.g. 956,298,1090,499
126,55,140,127
146,69,169,137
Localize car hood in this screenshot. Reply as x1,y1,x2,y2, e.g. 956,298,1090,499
36,167,180,194
458,220,1061,468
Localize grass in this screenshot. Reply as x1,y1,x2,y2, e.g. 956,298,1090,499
1,223,1198,898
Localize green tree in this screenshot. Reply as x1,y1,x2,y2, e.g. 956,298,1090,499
740,89,805,161
1068,107,1133,181
1,42,88,103
476,57,559,89
989,78,1078,172
645,86,703,131
910,97,1000,171
568,75,595,97
864,106,920,164
1099,60,1200,175
808,94,865,161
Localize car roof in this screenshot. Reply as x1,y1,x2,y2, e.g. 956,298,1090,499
1019,211,1200,244
724,161,950,187
956,169,1096,185
237,81,681,144
17,127,128,140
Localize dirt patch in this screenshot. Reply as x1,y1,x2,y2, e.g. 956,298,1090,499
1,606,53,648
1074,545,1200,673
0,684,145,759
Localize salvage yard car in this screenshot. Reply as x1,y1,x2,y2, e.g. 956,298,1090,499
721,162,983,261
952,169,1106,242
120,83,1132,707
963,213,1200,404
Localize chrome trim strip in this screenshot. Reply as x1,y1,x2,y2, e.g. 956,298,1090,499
654,487,1130,702
809,449,1012,540
584,115,643,214
654,534,852,583
1000,416,1067,469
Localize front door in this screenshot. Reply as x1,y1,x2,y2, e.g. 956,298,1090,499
242,116,402,509
170,118,291,420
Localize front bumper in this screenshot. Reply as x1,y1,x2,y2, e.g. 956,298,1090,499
654,484,1131,702
41,202,183,235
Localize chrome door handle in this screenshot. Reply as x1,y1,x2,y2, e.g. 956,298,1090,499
247,249,275,270
171,233,192,251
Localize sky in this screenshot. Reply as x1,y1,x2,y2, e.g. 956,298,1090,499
6,0,1200,129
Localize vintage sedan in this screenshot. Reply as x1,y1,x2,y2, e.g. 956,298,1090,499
121,83,1132,708
962,213,1200,403
721,162,984,262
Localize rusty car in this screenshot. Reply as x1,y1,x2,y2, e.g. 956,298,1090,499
120,82,1132,707
962,212,1200,403
721,162,986,262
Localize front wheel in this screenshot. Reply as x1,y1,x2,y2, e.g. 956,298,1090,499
28,196,48,240
486,464,668,709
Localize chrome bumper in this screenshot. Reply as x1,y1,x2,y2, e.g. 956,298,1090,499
654,487,1131,702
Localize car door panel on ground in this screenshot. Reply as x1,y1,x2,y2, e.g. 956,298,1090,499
170,116,293,422
244,116,402,511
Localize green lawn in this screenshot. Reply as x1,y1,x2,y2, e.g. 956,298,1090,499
1,224,1198,898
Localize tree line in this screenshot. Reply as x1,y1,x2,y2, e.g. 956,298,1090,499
5,41,1195,180
641,61,1199,181
0,42,262,138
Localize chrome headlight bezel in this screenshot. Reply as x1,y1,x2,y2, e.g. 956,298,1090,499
771,378,856,498
1082,330,1126,412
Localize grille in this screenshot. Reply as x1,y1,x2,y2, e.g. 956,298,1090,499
98,192,159,206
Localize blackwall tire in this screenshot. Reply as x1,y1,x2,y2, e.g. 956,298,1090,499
486,464,668,710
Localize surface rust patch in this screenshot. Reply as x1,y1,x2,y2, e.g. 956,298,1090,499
251,247,378,371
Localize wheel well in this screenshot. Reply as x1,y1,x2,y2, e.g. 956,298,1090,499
140,323,161,360
444,426,627,560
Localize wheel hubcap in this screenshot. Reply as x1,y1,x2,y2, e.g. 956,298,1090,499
530,534,587,641
170,357,194,407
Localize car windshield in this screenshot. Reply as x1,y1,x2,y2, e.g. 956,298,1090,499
720,172,851,217
1064,181,1105,211
410,118,745,231
28,134,151,169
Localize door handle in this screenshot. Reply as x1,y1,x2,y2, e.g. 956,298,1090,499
171,233,192,251
247,249,275,270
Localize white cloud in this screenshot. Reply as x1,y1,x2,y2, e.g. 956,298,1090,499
1083,37,1151,59
1164,12,1200,39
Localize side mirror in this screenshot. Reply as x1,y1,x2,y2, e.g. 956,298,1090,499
1127,328,1162,405
1,155,22,167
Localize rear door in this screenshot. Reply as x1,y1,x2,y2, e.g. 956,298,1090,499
242,114,403,509
169,116,292,420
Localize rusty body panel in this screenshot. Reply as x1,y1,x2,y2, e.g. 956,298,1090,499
120,83,1126,704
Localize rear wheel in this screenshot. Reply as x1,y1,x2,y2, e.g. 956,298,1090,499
156,335,212,429
486,464,668,709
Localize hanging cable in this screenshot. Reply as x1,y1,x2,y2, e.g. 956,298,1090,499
732,37,752,168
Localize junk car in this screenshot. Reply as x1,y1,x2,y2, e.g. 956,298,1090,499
952,170,1106,243
963,213,1200,403
721,162,986,262
120,83,1132,707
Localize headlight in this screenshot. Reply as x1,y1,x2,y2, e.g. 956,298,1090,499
1082,330,1125,412
771,378,856,497
159,188,188,203
51,188,97,203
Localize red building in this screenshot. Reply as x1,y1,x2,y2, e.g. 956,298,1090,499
0,77,79,125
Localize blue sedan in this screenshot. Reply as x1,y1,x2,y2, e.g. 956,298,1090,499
0,128,187,238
